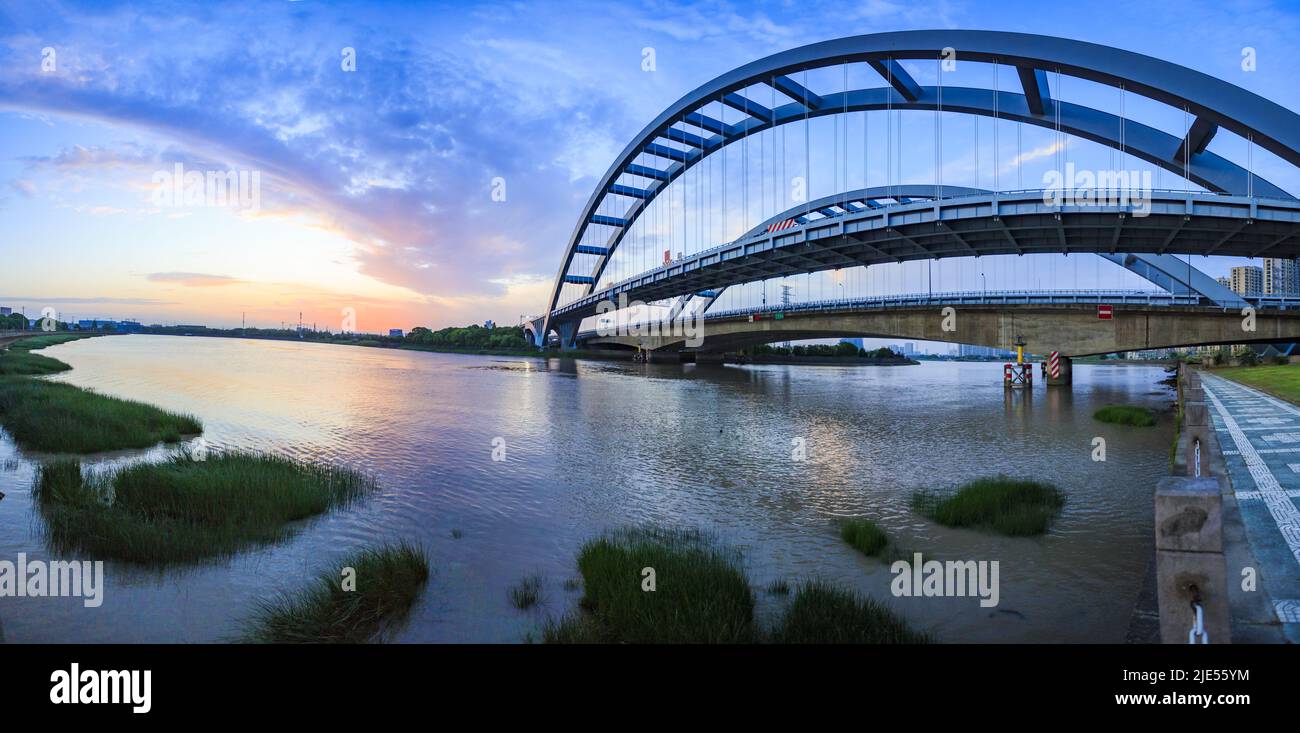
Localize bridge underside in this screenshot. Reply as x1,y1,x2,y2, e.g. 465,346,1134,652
582,305,1300,357
549,192,1300,329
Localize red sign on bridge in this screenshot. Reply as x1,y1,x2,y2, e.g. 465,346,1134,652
1097,304,1113,320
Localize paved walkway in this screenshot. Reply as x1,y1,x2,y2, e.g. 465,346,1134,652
1201,373,1300,642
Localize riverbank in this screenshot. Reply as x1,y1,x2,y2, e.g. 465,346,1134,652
0,333,203,453
740,354,918,366
137,330,645,361
0,332,99,375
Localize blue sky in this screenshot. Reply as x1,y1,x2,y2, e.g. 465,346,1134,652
1,0,1297,331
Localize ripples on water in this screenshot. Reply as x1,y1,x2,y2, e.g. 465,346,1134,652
0,335,1175,642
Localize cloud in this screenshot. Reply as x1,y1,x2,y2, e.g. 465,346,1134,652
0,295,178,305
146,272,246,287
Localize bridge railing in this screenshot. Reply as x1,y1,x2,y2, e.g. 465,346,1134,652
704,290,1204,321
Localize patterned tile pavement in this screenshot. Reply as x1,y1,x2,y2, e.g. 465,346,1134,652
1201,374,1300,639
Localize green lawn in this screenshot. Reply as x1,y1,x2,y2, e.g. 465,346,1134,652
1214,364,1300,404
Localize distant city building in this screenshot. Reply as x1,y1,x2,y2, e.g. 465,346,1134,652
839,337,864,350
958,343,1016,359
388,328,404,338
0,307,10,316
1216,276,1231,289
1263,258,1300,295
484,319,495,330
1230,265,1263,296
73,319,142,332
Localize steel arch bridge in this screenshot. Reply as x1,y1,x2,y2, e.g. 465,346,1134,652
530,30,1300,352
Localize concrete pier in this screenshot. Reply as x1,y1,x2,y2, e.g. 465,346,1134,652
1045,355,1072,386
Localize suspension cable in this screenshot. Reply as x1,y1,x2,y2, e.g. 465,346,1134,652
936,54,943,200
993,59,999,192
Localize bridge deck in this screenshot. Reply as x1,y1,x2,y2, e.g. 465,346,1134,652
553,191,1300,325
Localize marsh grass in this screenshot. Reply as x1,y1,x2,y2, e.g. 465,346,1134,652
545,526,930,644
766,578,791,595
0,333,96,376
769,580,930,644
911,476,1064,537
510,574,543,609
242,541,429,643
34,451,376,564
0,379,201,453
840,518,888,556
1093,405,1157,427
544,527,755,643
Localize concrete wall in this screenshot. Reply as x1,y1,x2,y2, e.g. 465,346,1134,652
583,305,1300,357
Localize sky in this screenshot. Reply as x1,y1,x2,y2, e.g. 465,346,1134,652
1,0,1298,333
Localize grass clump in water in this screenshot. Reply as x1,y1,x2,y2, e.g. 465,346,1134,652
910,476,1064,537
544,527,755,643
1093,405,1156,427
242,541,429,643
34,450,375,564
510,574,543,609
769,580,930,644
0,379,201,453
840,518,888,556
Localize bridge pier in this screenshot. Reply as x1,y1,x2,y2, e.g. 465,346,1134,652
1046,354,1073,387
556,321,579,351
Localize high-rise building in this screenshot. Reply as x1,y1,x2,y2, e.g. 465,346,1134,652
1230,265,1263,295
1263,258,1300,295
1216,276,1231,288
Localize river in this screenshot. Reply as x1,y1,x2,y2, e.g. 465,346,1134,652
0,335,1175,642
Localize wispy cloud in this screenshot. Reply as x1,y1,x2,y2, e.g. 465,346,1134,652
146,272,245,287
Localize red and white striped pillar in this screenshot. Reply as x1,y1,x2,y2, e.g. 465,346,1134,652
1046,350,1073,386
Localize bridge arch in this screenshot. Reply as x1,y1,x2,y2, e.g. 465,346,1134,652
543,30,1300,345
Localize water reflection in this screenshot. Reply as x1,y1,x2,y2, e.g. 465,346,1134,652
0,336,1174,642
